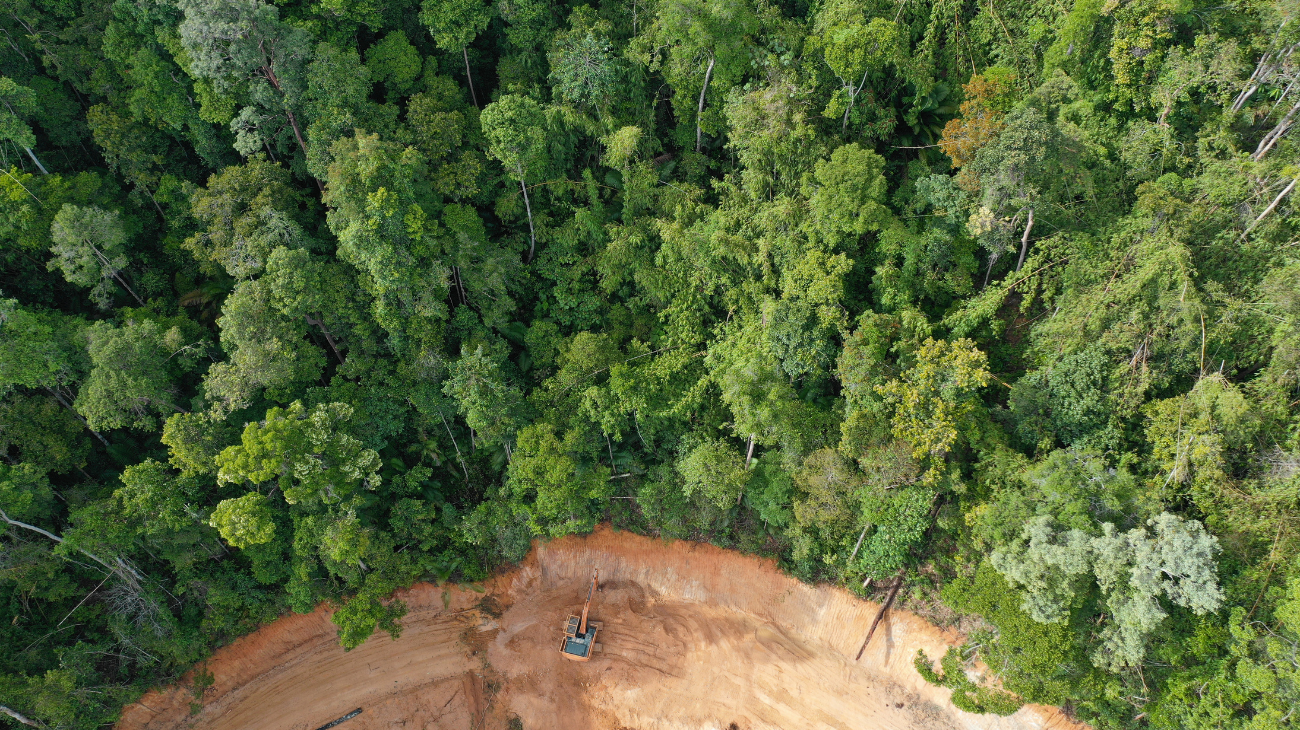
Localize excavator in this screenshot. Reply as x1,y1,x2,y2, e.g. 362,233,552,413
558,569,603,661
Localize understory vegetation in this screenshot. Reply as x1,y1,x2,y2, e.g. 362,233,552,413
1,0,1299,726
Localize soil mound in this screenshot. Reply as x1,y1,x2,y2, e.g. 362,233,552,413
117,525,1086,730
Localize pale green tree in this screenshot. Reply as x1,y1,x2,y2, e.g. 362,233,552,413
48,204,145,308
992,512,1223,669
178,0,314,162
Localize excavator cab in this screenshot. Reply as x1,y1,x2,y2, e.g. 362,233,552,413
559,569,603,661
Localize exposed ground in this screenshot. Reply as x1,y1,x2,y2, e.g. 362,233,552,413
117,526,1086,730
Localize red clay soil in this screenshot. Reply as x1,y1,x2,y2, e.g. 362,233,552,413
117,525,1088,730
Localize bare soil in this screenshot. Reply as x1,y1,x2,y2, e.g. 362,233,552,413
117,525,1087,730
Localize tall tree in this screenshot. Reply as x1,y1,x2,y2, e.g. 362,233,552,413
178,0,314,166
480,95,547,262
0,77,49,173
419,0,493,107
47,205,145,308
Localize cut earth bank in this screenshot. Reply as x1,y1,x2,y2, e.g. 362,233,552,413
117,525,1087,730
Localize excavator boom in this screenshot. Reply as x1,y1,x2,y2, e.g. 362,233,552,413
578,570,598,634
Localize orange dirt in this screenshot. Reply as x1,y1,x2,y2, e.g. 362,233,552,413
117,525,1088,730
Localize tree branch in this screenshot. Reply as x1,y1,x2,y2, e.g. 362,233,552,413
0,705,45,728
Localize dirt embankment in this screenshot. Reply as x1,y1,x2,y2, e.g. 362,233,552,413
117,526,1086,730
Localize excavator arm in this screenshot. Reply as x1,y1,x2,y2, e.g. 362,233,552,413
578,569,598,635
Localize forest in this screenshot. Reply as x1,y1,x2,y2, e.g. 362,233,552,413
0,0,1298,726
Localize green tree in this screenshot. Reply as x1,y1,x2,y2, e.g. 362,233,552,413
443,345,526,450
215,401,382,507
876,338,991,484
549,31,621,113
178,0,314,163
812,3,905,132
0,394,89,473
204,278,325,413
365,31,423,100
0,300,103,446
0,77,49,173
641,0,762,152
507,422,611,537
480,95,547,261
441,203,517,326
419,0,493,106
805,143,891,240
323,132,448,353
185,157,316,278
47,204,145,308
209,492,277,548
76,319,194,432
678,437,750,507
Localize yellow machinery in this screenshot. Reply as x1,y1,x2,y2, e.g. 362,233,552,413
559,569,603,661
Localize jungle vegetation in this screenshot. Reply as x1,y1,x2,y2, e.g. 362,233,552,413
1,0,1299,726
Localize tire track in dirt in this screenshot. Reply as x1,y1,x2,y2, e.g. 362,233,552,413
117,525,1088,730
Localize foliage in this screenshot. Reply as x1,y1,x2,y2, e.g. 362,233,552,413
2,0,1299,726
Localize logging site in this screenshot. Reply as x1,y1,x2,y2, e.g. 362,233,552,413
113,527,1084,730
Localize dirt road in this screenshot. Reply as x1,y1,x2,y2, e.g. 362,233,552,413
117,526,1085,730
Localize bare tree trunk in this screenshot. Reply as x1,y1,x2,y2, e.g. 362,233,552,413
0,705,45,728
0,507,141,583
304,315,345,364
454,266,469,305
981,251,999,289
85,240,147,306
849,524,868,562
43,387,110,447
1015,207,1035,272
1233,43,1299,112
438,410,470,483
695,56,715,153
463,47,479,108
842,66,872,133
1241,176,1299,240
520,178,537,262
744,434,755,468
283,108,310,159
1254,98,1300,160
111,270,147,307
24,147,48,174
855,568,906,661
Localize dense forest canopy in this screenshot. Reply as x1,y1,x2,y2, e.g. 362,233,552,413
1,0,1299,726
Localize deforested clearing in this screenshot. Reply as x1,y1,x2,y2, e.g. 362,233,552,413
118,526,1081,730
